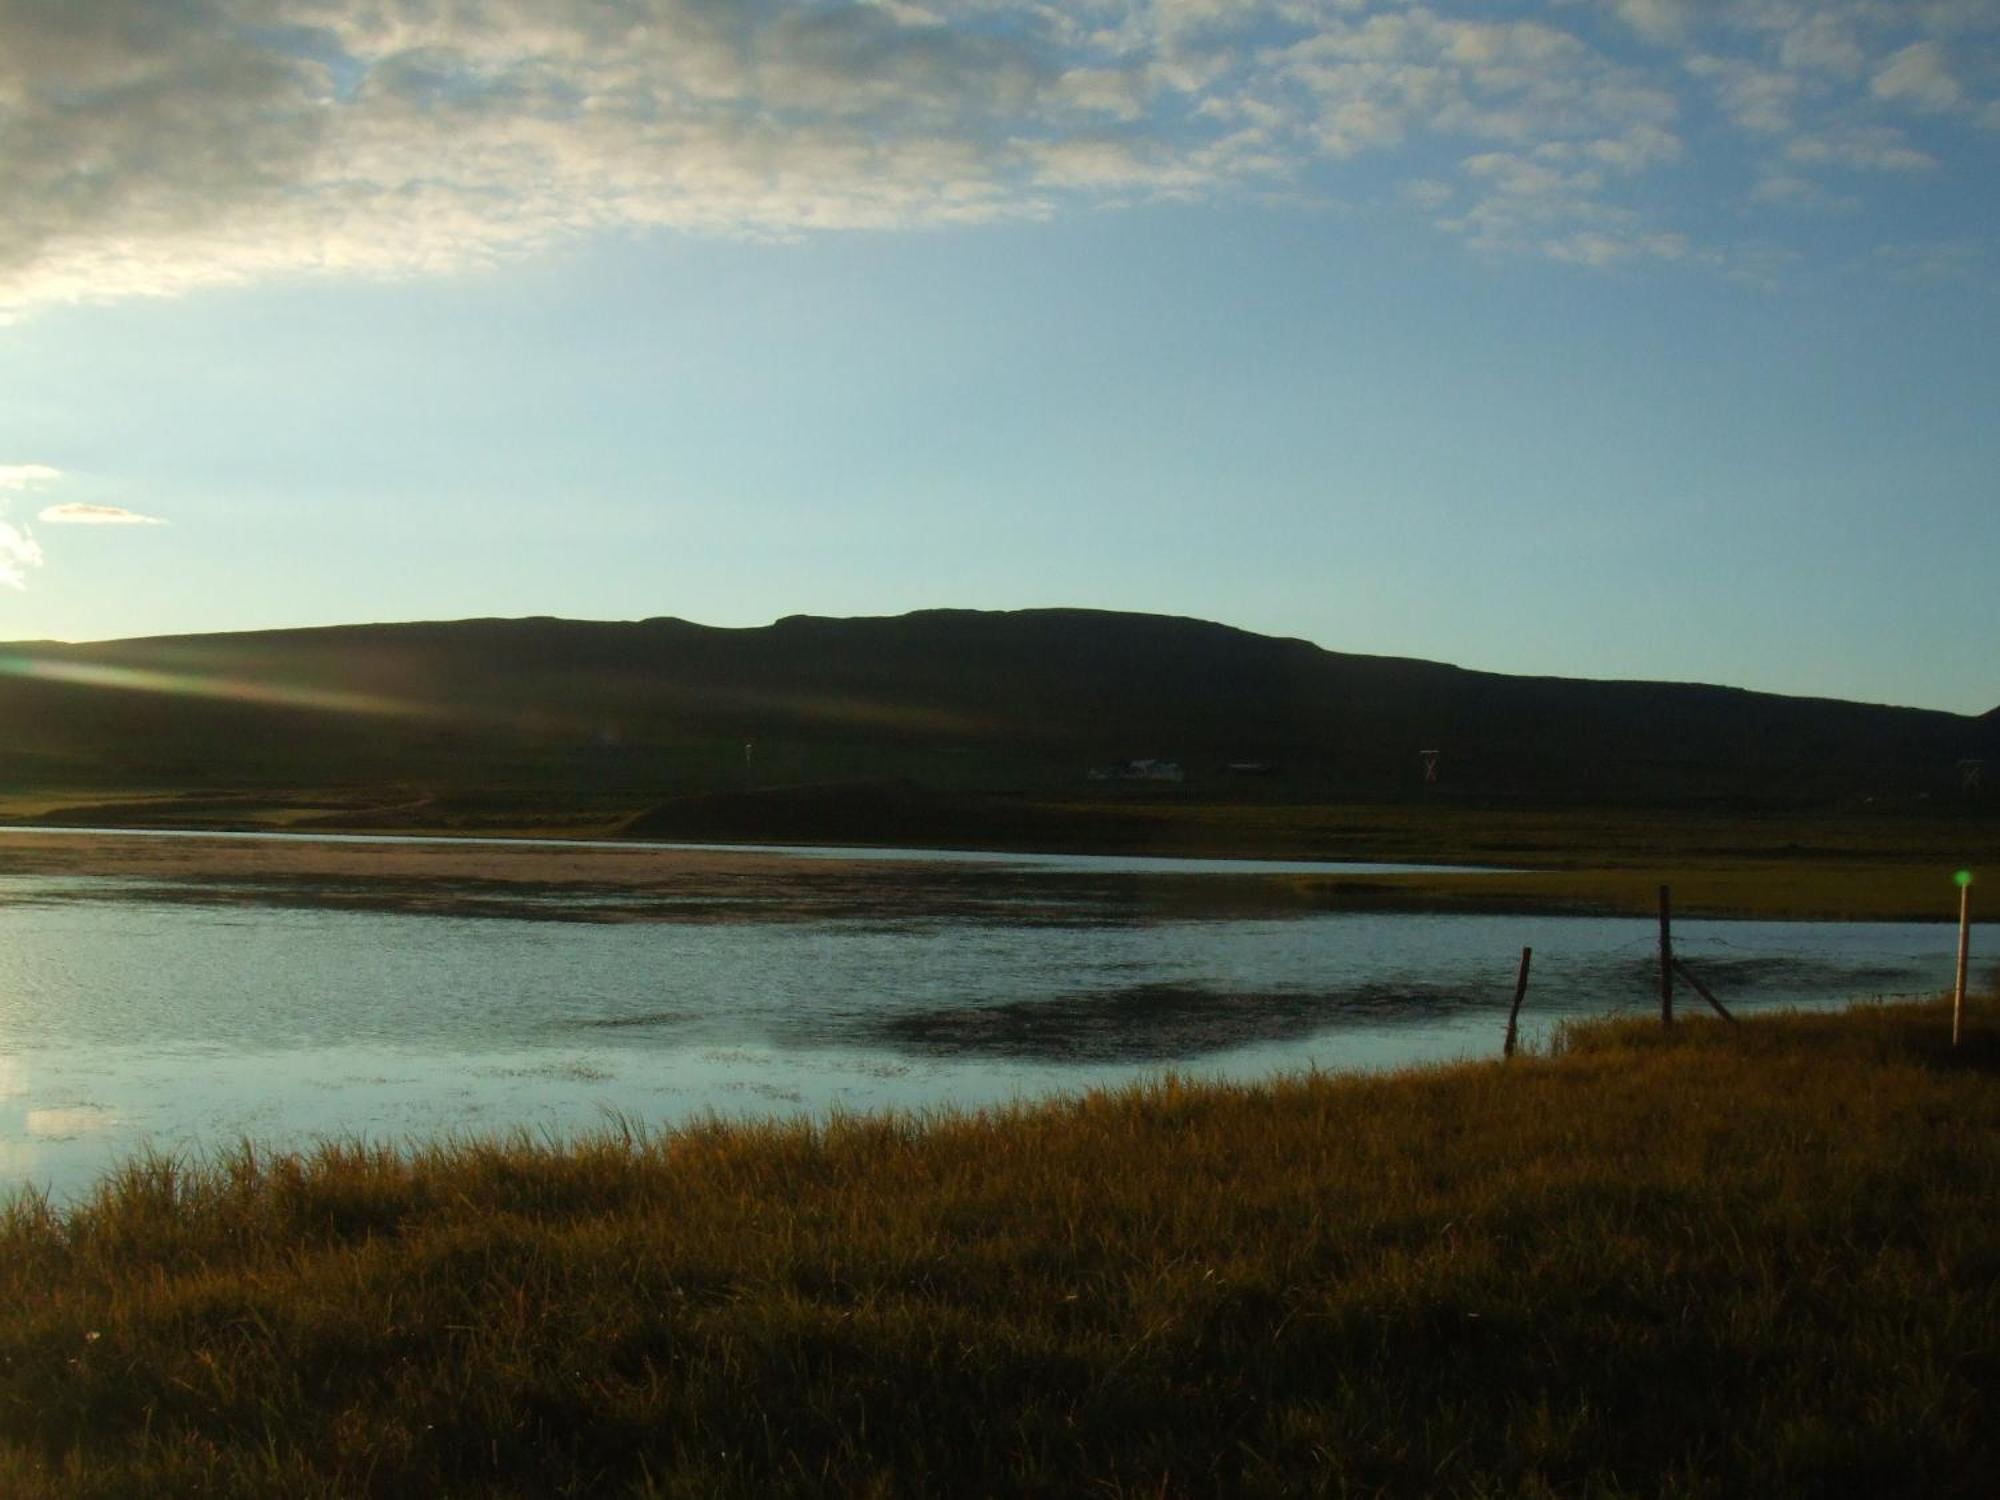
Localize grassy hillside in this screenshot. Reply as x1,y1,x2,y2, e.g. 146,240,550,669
3,998,1994,1498
2,611,1992,830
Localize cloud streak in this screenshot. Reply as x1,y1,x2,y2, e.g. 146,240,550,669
37,503,169,526
0,0,1992,310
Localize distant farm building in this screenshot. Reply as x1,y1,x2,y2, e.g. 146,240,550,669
1088,758,1185,783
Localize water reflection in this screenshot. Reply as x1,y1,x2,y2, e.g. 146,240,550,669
878,982,1476,1062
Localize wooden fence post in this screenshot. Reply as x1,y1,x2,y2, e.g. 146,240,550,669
1659,884,1674,1028
1953,873,1972,1047
1503,946,1533,1058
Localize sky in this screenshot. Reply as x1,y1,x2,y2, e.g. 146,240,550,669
0,1,1995,715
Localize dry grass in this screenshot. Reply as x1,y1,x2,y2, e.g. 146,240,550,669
4,998,1996,1497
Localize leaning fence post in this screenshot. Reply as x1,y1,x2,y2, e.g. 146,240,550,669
1658,884,1674,1028
1672,958,1738,1025
1503,946,1533,1058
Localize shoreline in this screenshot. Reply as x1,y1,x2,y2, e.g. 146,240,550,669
2,818,1987,922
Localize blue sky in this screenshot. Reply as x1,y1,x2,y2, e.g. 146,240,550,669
1,1,1995,713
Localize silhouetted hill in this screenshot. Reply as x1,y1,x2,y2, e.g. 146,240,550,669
0,609,1991,811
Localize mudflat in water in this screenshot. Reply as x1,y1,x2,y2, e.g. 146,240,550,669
0,830,1983,1202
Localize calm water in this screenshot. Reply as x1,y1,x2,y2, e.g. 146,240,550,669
0,836,1983,1202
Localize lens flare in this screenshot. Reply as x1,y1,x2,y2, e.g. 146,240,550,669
0,654,430,719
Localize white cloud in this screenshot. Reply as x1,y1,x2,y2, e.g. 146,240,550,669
1400,176,1455,210
1687,54,1799,135
38,503,169,526
1871,237,1990,285
0,521,43,589
1264,8,1693,258
1775,14,1868,79
0,0,1991,300
1542,227,1689,265
0,465,167,583
0,464,62,490
1443,147,1637,257
1278,8,1680,154
1785,126,1937,172
1601,0,1698,46
1871,41,1963,112
1749,172,1860,211
1584,122,1682,170
0,0,1137,310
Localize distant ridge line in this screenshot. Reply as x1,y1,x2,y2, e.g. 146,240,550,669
1,607,1991,806
7,606,1971,718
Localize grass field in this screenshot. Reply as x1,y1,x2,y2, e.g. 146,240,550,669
5,997,1993,1498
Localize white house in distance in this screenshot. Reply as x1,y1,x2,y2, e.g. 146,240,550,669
1087,758,1185,783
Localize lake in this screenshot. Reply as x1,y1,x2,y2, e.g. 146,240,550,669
0,829,1981,1202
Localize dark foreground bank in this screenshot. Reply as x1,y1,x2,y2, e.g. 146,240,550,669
5,1000,1995,1499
